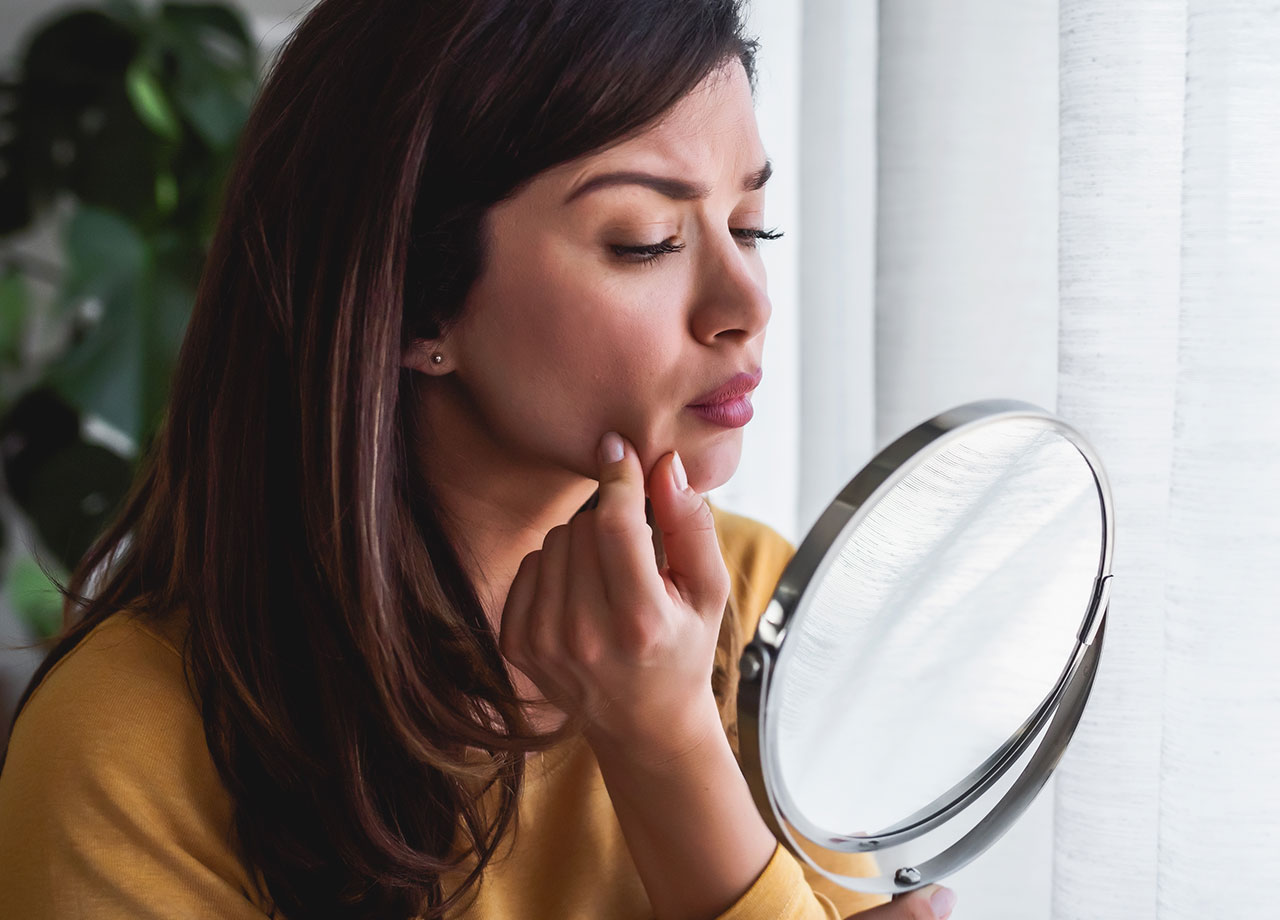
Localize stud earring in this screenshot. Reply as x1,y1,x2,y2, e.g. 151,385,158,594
430,352,444,365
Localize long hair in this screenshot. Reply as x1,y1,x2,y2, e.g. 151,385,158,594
4,1,758,917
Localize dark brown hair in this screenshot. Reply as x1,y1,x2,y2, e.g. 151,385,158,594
4,1,759,917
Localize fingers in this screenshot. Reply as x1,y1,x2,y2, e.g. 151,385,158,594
592,430,728,616
528,523,570,668
501,522,572,686
646,450,730,616
850,884,956,920
594,432,665,606
565,513,607,665
499,549,540,675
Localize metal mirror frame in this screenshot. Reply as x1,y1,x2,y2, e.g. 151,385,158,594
735,399,1115,895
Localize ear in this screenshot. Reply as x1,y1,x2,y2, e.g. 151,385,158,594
401,338,452,375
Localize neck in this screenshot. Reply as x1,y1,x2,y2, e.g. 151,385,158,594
409,377,598,735
412,381,597,618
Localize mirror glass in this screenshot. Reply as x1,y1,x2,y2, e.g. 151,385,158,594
766,415,1104,842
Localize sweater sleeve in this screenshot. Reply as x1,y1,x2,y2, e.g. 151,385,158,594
714,839,895,919
0,615,273,920
709,504,892,919
715,841,840,919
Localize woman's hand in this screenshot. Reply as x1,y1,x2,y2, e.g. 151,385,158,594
846,885,957,920
498,431,730,764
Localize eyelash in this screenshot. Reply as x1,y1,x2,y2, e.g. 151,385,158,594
611,227,785,266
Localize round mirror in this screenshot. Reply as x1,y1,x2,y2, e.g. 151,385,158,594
736,399,1114,895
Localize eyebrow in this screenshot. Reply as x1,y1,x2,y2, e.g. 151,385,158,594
563,159,772,205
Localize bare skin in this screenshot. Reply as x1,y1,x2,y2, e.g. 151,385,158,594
403,58,955,920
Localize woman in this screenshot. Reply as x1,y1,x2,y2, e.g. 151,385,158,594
0,1,957,918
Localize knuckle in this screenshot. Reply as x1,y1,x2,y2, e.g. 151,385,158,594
515,549,541,578
601,458,639,485
710,566,731,603
543,524,570,550
684,501,717,536
593,504,633,535
689,492,715,521
563,621,602,664
499,626,527,670
592,499,649,537
521,605,552,651
528,624,558,661
617,612,666,657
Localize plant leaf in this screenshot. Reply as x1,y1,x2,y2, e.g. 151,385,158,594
43,206,149,441
124,57,182,142
158,4,258,150
15,10,159,223
41,206,195,446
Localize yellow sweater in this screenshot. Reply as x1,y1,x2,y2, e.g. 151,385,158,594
0,505,887,919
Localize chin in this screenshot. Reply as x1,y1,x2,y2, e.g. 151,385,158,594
684,437,743,494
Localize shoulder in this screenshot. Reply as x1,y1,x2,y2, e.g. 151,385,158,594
6,611,198,768
6,611,202,782
0,611,270,917
708,502,797,637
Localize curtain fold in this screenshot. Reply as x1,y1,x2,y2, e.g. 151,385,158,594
1160,0,1280,908
1161,2,1280,896
1053,3,1187,918
1055,2,1280,917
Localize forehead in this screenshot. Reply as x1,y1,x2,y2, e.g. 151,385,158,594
551,61,766,192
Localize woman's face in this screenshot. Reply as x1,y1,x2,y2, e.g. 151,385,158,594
437,59,772,494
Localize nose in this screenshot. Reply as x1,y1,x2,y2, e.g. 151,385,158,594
689,232,772,347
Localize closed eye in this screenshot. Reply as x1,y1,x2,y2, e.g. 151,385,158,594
733,227,785,247
611,227,784,266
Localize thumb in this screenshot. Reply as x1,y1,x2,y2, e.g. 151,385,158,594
647,450,729,615
851,884,956,920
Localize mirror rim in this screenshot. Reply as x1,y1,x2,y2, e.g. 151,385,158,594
735,398,1115,894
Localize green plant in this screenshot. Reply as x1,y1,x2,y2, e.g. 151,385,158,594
0,0,260,639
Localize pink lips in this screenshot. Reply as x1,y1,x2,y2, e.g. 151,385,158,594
687,369,762,429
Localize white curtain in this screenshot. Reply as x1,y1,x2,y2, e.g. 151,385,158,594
721,1,1280,917
1055,2,1280,918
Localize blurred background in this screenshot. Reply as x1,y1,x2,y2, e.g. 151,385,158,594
1,3,1276,919
0,0,305,741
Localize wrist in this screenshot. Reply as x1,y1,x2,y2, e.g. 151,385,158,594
588,704,778,920
586,693,728,772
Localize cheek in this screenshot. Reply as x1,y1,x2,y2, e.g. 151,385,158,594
465,277,686,454
561,323,681,447
497,261,681,385
461,217,722,466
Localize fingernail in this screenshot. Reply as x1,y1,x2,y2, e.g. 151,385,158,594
671,451,688,491
930,886,957,918
600,431,624,464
